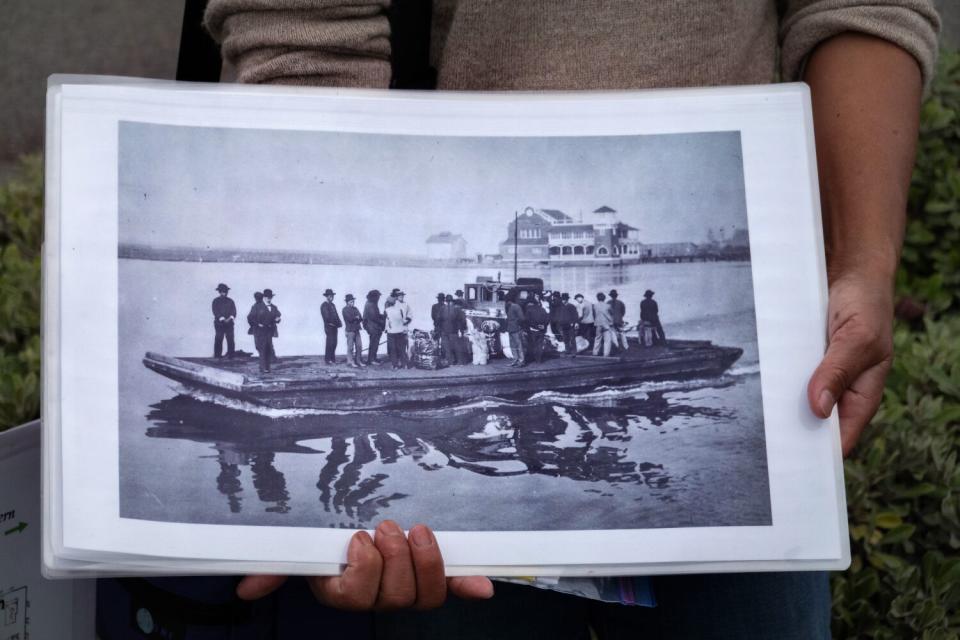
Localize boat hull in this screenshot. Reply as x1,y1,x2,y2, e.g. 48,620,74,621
143,339,743,412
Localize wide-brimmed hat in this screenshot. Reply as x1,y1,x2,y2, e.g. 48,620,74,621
323,288,335,297
561,293,570,300
644,289,655,298
396,290,406,297
609,289,618,297
574,293,584,300
390,288,401,296
263,288,275,298
216,283,230,293
345,294,355,302
455,289,464,296
437,293,446,300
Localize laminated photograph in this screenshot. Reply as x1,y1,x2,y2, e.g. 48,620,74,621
42,76,849,576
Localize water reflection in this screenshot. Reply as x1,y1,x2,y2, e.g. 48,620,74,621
145,382,736,525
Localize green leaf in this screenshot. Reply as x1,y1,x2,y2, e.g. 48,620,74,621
876,512,904,529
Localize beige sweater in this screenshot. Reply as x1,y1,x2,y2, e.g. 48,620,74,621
204,0,939,91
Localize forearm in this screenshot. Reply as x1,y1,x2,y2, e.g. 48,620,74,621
204,0,391,87
804,32,923,284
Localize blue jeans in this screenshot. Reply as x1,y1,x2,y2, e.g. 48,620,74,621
97,572,831,639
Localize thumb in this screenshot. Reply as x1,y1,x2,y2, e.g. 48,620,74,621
807,320,885,419
236,575,288,600
447,576,494,600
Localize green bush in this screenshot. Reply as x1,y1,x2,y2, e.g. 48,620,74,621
0,154,42,430
833,317,960,639
899,49,960,315
831,50,960,639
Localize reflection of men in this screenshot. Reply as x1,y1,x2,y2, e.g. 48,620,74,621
249,289,281,373
640,289,666,345
321,288,342,365
363,289,385,365
212,283,237,358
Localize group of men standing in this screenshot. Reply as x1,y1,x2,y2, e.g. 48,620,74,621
503,288,665,367
212,282,664,374
430,290,471,365
211,283,413,373
323,287,414,370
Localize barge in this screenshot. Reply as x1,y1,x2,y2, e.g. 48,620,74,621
142,338,742,412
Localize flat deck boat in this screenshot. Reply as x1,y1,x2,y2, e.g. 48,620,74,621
143,338,742,412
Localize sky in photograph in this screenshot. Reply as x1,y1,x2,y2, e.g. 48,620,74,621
119,122,748,256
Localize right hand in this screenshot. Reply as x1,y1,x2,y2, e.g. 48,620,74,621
235,521,494,611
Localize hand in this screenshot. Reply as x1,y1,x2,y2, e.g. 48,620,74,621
807,272,894,456
235,521,494,610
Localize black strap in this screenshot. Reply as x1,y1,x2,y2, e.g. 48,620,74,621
177,0,223,82
389,0,437,89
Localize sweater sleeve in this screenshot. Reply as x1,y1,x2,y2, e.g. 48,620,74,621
204,0,391,88
778,0,940,91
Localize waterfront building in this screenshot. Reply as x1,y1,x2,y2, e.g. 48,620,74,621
426,231,468,260
499,207,573,263
547,205,641,264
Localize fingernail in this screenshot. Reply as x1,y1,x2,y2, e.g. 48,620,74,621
410,525,433,548
480,580,495,599
818,390,835,418
355,530,374,546
378,520,404,537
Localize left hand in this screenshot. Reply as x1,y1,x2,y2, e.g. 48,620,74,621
807,271,894,456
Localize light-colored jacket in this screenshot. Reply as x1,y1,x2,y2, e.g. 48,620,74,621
594,302,613,329
385,305,406,334
579,301,594,324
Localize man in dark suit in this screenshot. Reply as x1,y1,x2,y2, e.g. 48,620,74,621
321,288,342,365
248,289,281,373
439,295,464,365
363,290,385,365
560,293,580,356
342,294,365,367
609,289,628,352
212,283,237,358
431,293,445,339
640,289,666,345
525,294,550,363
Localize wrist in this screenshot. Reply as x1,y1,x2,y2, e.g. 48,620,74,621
825,241,900,287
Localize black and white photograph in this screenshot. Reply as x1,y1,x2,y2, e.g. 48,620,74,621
116,120,771,533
